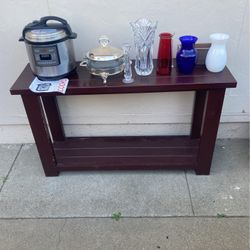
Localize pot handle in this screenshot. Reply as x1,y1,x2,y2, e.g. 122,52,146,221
79,59,88,67
40,16,68,25
39,16,77,38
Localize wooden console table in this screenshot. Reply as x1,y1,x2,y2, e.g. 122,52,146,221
10,61,237,176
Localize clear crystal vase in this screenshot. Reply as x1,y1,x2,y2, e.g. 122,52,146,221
130,18,158,76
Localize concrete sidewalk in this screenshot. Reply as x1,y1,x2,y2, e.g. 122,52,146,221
0,139,249,249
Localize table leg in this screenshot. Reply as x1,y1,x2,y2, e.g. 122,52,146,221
195,89,226,175
191,90,207,139
42,96,65,141
21,95,59,176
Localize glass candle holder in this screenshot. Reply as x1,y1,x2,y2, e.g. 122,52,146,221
122,43,134,84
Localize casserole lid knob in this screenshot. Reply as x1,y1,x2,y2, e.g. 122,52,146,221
99,35,110,47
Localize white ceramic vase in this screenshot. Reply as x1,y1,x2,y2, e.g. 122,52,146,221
205,33,229,72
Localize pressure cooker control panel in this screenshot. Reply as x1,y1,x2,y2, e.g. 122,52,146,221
32,45,60,67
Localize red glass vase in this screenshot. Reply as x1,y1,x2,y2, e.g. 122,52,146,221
157,33,173,75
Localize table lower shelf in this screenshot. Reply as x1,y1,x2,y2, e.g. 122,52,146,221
53,136,199,171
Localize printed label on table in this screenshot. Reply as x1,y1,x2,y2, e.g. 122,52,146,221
29,77,69,94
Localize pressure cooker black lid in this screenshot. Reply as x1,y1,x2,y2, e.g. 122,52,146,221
20,16,77,43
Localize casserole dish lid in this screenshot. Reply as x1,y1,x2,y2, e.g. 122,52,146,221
87,36,123,61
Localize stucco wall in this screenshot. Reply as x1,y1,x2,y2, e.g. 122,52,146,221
0,0,249,143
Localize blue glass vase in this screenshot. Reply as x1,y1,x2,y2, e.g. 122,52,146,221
176,35,198,74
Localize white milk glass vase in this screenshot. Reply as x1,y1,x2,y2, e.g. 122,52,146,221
205,33,229,72
130,18,158,76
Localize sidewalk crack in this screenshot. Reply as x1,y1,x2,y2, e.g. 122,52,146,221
0,144,23,193
56,218,67,249
185,170,195,216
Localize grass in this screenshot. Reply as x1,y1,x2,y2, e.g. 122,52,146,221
0,176,8,183
216,213,227,218
111,212,122,221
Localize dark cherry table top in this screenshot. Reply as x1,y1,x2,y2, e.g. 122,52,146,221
10,60,237,96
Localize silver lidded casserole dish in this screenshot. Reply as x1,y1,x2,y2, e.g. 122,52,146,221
80,36,124,83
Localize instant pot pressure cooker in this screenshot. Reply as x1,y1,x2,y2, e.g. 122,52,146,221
19,16,77,79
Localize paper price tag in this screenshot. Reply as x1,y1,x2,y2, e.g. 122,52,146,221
29,77,69,94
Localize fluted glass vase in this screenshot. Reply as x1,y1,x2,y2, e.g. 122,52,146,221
205,33,229,72
130,18,157,76
176,35,198,74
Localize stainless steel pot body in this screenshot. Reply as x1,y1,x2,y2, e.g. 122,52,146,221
25,39,76,79
20,16,77,79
